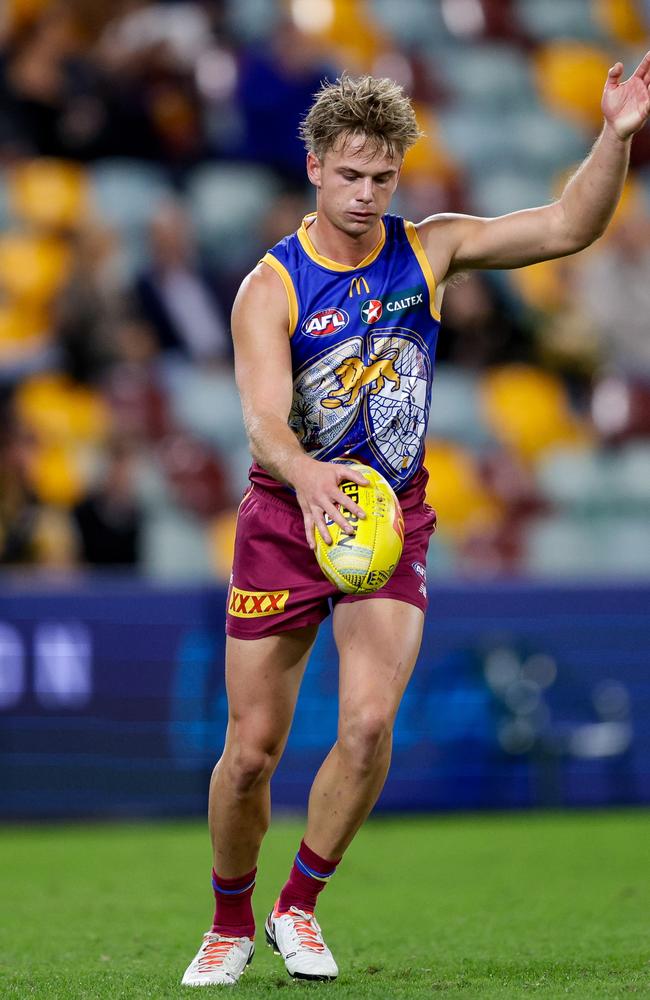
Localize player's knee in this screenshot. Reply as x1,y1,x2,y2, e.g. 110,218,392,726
339,708,393,772
225,743,277,796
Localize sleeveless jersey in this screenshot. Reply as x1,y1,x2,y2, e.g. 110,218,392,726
251,212,441,495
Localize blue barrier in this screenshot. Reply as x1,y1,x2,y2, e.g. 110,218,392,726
0,579,648,818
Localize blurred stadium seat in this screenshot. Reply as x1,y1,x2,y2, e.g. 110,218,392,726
431,43,535,111
516,0,608,42
224,0,282,42
523,513,602,576
141,507,216,580
0,233,72,304
8,159,89,231
427,364,491,447
89,160,173,235
534,42,613,128
593,0,648,45
187,162,279,266
480,365,589,461
470,168,554,217
370,0,448,49
535,446,614,511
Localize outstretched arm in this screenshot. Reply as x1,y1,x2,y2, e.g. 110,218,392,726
419,52,650,278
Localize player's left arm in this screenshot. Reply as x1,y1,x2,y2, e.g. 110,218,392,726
419,53,650,278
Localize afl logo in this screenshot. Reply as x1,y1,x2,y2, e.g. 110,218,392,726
302,308,349,336
361,299,383,324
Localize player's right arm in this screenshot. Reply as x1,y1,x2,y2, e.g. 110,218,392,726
232,262,367,549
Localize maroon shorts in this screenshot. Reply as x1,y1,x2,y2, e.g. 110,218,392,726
225,471,437,640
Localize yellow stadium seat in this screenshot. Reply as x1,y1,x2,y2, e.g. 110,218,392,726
534,42,612,128
594,0,646,44
0,233,72,304
290,0,389,71
0,304,49,360
401,107,457,182
423,440,503,542
15,373,109,445
29,440,85,508
480,365,590,461
509,258,568,312
8,159,89,231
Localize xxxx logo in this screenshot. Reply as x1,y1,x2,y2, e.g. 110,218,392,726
228,587,289,618
348,276,370,297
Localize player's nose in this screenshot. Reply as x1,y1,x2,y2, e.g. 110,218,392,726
357,178,373,203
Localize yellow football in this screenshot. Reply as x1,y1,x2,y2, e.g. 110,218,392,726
314,461,405,594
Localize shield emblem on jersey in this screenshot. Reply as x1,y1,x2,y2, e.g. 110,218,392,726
290,330,431,480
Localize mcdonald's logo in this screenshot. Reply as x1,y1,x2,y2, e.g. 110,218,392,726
348,276,370,297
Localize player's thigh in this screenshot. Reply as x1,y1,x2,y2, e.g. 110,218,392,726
224,624,319,752
332,598,424,729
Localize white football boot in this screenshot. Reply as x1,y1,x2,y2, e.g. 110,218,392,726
265,902,338,981
181,931,254,986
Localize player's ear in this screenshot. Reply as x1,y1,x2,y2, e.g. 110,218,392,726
306,152,322,188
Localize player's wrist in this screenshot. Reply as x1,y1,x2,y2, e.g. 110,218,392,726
285,450,316,490
602,118,634,143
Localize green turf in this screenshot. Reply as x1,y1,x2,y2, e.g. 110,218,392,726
1,811,648,999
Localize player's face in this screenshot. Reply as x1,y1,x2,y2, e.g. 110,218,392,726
307,133,402,237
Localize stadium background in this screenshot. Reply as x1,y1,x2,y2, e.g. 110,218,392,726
0,0,649,819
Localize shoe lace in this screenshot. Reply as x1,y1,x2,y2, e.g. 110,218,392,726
287,908,325,953
197,936,240,971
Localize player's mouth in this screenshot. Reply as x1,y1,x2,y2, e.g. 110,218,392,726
347,211,375,221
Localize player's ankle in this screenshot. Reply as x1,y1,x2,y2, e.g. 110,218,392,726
278,840,341,913
211,866,257,939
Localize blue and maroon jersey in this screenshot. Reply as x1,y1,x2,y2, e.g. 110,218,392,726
251,212,441,495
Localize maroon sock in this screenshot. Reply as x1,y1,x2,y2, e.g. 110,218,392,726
277,840,341,915
211,867,256,938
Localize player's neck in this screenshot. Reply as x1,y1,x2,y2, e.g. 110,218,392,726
306,212,383,268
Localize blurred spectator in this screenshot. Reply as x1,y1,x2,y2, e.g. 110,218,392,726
54,221,124,384
437,273,533,369
96,1,209,165
102,316,171,443
0,5,111,161
231,20,335,182
573,205,650,374
72,434,143,566
134,200,231,364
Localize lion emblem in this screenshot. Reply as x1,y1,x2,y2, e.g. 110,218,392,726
321,348,401,409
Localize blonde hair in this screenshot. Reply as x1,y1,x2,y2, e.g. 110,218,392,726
300,74,422,160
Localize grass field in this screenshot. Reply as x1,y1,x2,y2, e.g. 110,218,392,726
1,810,649,999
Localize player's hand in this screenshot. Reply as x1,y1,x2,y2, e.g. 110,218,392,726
289,454,369,550
602,52,650,140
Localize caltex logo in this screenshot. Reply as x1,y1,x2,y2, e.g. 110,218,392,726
360,299,383,324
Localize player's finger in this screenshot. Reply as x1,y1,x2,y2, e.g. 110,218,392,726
322,499,353,535
607,62,624,84
303,511,317,550
314,513,333,546
336,466,370,487
333,488,366,519
633,50,650,79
